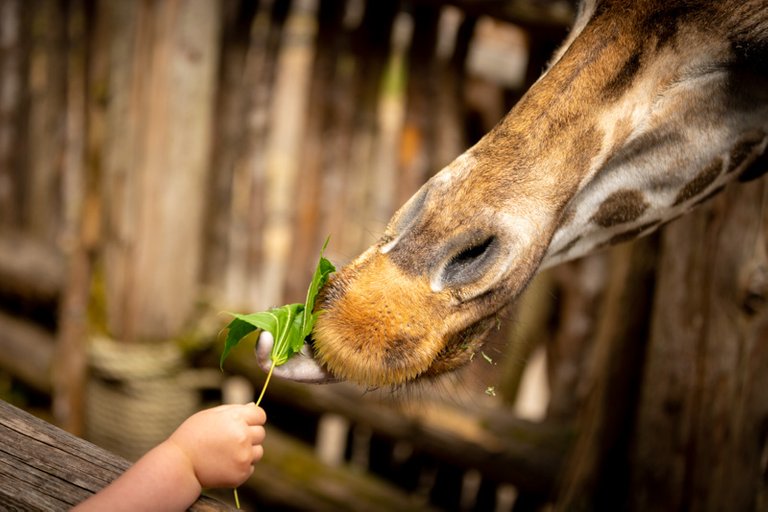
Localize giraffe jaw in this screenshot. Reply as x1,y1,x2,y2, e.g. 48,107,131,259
256,309,499,387
308,249,510,387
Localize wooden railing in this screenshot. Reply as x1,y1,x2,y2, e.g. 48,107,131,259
0,400,230,511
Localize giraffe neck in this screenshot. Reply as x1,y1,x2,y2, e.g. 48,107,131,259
465,0,768,271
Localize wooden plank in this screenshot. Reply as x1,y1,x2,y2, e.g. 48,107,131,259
0,232,64,303
0,312,54,393
342,0,399,254
26,0,66,238
316,1,360,265
246,426,438,511
368,10,411,233
208,0,272,309
202,0,254,296
546,253,610,420
51,0,90,437
259,0,319,309
555,235,659,511
628,181,768,511
0,400,229,511
285,0,345,302
223,347,568,494
101,0,221,342
0,0,24,229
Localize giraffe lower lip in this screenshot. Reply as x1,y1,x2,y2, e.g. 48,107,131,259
423,315,498,378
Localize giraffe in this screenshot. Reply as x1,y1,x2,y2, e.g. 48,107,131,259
258,0,768,387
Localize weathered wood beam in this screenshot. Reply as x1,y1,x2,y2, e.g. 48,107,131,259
0,399,229,511
0,312,54,393
0,233,64,304
224,348,570,494
1,397,436,511
246,426,438,511
628,180,768,511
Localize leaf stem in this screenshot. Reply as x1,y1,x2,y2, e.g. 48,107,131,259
233,359,276,509
256,359,276,407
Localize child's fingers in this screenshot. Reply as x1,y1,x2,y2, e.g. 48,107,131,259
241,402,267,425
250,425,266,445
252,444,264,463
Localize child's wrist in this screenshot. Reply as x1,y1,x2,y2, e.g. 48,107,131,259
156,439,204,497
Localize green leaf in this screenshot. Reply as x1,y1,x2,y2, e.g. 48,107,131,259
300,236,336,340
268,303,304,365
219,237,335,369
220,317,257,370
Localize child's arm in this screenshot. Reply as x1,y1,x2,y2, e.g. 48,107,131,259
73,402,266,512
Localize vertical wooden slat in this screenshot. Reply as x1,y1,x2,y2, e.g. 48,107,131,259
398,4,439,206
313,0,358,269
102,0,220,342
259,0,319,309
556,235,658,512
52,0,90,435
202,0,257,299
497,270,556,406
341,0,399,255
0,0,24,229
546,253,610,421
432,6,466,172
285,0,346,302
216,0,275,309
26,0,66,238
368,10,412,235
629,181,768,512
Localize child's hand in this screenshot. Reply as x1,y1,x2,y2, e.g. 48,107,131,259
167,402,266,488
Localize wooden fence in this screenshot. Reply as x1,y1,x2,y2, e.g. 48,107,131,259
1,0,767,511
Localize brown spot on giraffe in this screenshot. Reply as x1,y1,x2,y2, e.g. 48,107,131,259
602,49,643,101
604,220,663,247
673,157,723,206
552,236,582,258
591,189,650,227
726,131,766,174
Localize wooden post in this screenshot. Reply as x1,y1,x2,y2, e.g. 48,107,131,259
0,0,24,229
546,253,610,421
259,0,319,309
25,0,66,239
51,0,91,436
316,0,362,264
554,236,659,511
100,0,220,342
203,0,256,303
628,181,768,511
213,0,276,310
286,0,346,302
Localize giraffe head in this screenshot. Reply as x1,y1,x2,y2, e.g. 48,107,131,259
282,0,768,387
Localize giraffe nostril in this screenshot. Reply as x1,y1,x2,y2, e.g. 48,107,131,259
441,236,498,288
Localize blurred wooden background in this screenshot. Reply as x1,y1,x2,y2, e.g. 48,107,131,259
1,0,767,511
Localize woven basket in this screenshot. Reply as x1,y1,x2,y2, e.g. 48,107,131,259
86,336,221,461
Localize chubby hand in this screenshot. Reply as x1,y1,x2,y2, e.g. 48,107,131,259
167,402,267,488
